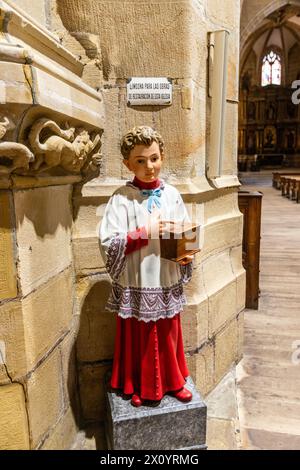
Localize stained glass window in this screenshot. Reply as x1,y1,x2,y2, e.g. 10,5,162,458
261,50,281,86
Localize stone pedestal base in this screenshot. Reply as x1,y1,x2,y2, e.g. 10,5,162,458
105,376,207,450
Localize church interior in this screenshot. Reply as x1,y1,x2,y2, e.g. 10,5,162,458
239,3,300,170
234,0,300,451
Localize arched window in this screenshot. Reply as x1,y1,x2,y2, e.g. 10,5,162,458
261,50,281,86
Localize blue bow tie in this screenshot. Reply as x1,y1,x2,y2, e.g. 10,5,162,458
141,188,162,213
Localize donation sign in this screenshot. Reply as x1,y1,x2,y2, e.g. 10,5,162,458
127,77,172,106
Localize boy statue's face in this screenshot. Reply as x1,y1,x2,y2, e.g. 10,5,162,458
123,141,164,183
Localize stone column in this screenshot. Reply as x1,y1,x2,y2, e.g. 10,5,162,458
55,0,245,417
0,1,104,449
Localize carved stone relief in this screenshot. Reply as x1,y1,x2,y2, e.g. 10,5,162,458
0,1,104,182
0,116,34,175
0,116,102,178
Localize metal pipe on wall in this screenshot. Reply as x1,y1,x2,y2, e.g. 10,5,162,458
208,30,229,179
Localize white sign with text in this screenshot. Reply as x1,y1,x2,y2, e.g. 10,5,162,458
127,77,172,106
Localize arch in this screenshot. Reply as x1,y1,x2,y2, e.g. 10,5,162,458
287,42,300,84
240,8,300,86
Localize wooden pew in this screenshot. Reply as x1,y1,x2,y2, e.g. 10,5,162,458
279,174,300,196
272,171,300,190
285,176,300,199
289,176,300,202
272,172,282,189
281,174,300,199
238,190,263,309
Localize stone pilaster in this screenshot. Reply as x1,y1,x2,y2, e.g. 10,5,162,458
0,0,104,449
56,0,244,418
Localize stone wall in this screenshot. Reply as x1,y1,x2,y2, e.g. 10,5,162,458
7,0,48,26
0,183,78,449
54,0,240,180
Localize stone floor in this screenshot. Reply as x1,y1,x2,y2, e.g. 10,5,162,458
71,169,300,450
71,423,106,450
206,367,241,450
207,169,300,450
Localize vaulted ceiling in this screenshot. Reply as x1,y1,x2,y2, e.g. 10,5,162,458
241,4,300,78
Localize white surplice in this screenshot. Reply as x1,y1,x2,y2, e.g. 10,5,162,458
99,180,193,322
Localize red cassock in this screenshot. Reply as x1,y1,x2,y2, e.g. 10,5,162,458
110,313,189,401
